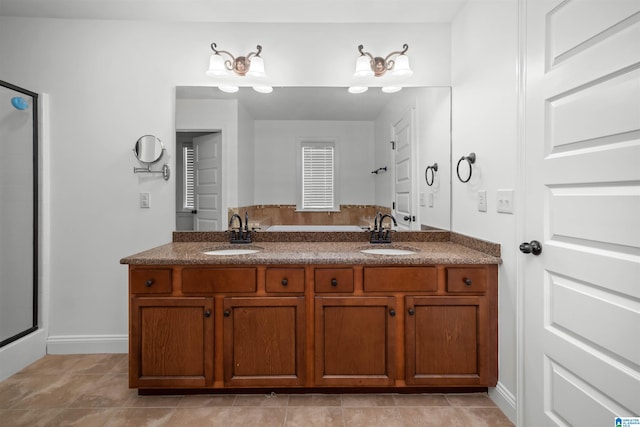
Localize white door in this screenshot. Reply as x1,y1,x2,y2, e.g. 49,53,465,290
193,133,222,231
522,1,640,425
393,109,417,230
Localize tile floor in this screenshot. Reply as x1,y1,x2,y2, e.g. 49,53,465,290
0,354,514,426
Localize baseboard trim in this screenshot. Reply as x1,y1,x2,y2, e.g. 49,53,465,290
490,381,517,424
0,329,47,381
46,334,128,354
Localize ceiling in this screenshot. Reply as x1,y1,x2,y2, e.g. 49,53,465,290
176,86,432,121
0,0,468,23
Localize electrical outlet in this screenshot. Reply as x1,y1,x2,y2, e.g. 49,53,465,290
478,190,487,212
497,189,514,214
140,192,150,208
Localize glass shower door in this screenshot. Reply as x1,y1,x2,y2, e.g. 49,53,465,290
0,81,38,347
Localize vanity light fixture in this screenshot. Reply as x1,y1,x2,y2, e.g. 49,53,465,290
348,44,413,94
206,42,273,94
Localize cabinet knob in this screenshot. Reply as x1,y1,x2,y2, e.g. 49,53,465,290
223,310,231,317
281,278,288,286
331,278,338,287
408,308,415,316
389,309,396,317
464,278,472,286
145,279,154,287
204,310,211,318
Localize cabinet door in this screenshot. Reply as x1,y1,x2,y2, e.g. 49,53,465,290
315,296,396,386
130,297,214,388
223,297,305,387
405,296,496,386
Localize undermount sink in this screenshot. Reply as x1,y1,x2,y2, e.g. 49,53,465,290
360,248,417,256
204,248,261,256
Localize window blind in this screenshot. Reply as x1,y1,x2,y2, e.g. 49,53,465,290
301,144,334,210
184,145,195,209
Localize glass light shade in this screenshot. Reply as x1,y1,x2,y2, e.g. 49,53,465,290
354,55,374,77
391,54,413,77
348,86,368,94
253,85,273,94
382,86,402,93
206,54,227,77
247,56,266,78
218,84,239,93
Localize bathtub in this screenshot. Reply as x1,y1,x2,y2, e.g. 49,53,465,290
265,225,366,232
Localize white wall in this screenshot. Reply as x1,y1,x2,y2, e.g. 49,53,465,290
451,0,519,421
254,120,375,205
0,17,451,368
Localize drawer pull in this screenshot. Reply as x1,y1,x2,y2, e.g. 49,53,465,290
389,309,396,317
281,278,288,286
408,308,415,316
331,278,338,287
464,278,472,286
204,310,211,318
223,310,231,318
145,279,154,287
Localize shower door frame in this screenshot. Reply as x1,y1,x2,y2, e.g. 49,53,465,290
0,80,39,347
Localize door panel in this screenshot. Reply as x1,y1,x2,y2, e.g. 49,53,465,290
523,0,640,424
194,133,222,231
393,109,416,230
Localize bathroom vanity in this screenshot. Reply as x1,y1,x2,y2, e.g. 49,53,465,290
121,232,500,393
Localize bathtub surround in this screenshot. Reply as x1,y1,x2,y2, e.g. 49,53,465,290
228,204,391,229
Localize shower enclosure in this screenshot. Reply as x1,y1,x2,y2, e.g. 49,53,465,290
0,81,38,347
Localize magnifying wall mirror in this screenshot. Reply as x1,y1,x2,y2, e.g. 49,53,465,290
133,135,170,180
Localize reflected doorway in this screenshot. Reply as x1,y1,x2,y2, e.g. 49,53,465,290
175,131,222,231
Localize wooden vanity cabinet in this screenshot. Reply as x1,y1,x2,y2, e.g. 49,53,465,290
128,263,497,391
223,296,306,387
314,296,397,386
129,297,214,388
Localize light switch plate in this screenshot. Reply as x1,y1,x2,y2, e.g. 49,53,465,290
497,189,514,214
478,190,487,212
420,192,426,207
428,193,434,208
140,192,150,208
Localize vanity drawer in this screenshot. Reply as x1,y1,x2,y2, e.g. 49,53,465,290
314,268,354,293
182,268,257,293
446,267,487,293
266,268,305,293
364,267,437,292
130,268,172,294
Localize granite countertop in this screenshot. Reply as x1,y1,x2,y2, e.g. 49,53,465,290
120,240,501,266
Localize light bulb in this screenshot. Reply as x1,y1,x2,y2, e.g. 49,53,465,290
391,54,413,77
348,86,368,94
206,54,227,77
247,56,265,78
253,85,273,94
218,84,239,93
354,55,374,78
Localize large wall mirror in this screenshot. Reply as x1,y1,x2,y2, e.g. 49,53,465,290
0,81,38,347
175,86,451,232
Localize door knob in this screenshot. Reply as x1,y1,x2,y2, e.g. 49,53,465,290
519,240,542,255
191,209,197,214
403,215,415,222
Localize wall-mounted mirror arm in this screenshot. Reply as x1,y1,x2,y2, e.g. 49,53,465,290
133,163,170,180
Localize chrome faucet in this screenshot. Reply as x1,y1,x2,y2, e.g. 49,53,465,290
228,212,252,244
370,213,397,243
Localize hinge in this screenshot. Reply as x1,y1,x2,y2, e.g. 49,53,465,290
390,140,395,150
392,201,396,209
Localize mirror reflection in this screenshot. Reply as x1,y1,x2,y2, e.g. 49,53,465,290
175,86,451,232
134,135,164,164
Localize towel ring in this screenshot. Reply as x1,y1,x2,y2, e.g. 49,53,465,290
456,152,476,183
425,163,438,186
